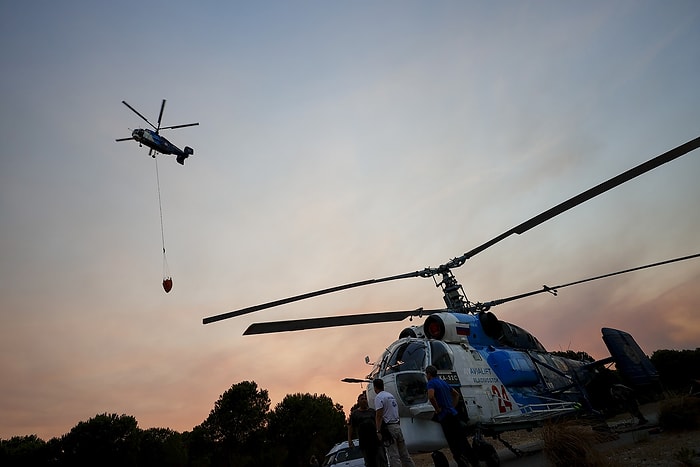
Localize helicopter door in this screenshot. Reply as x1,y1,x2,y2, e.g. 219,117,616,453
452,346,507,422
429,340,454,371
429,340,461,388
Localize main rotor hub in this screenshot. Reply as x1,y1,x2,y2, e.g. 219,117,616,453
436,270,470,312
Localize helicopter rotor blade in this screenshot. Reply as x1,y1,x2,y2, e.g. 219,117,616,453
243,308,436,335
157,99,166,131
203,135,700,325
243,253,700,335
122,101,157,131
473,252,700,311
454,135,700,264
203,270,426,324
115,137,133,142
160,122,200,131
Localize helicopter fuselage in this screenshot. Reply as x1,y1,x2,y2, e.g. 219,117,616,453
131,128,193,161
361,311,655,453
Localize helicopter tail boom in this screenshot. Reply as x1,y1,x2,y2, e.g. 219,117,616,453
176,147,194,165
602,327,659,387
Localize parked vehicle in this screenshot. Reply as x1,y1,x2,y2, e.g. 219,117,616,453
322,440,365,467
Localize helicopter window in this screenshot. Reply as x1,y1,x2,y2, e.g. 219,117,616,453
368,354,384,381
384,341,427,375
396,373,429,405
500,322,547,352
430,341,453,370
552,357,571,373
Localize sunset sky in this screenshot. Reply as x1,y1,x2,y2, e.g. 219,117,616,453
1,1,699,441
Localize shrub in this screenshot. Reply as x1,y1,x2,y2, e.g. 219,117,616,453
542,420,608,467
658,396,700,431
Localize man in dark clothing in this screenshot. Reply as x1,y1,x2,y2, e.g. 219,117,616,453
348,393,387,467
426,365,477,467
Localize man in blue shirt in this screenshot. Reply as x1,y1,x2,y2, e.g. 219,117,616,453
426,365,477,467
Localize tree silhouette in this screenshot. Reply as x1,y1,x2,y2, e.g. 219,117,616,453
139,427,187,467
199,380,270,466
0,434,47,466
651,348,700,392
550,350,595,362
60,413,139,466
268,393,346,467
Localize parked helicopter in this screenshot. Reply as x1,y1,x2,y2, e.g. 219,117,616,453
116,99,199,165
203,135,700,464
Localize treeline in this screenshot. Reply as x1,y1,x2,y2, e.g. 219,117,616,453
0,381,346,467
650,348,700,393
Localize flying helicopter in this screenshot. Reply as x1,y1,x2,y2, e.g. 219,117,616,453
116,99,199,165
202,135,700,465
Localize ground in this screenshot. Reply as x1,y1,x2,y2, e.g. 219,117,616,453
409,403,700,466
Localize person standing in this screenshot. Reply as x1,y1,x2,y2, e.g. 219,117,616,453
348,393,387,467
426,365,477,467
373,378,415,467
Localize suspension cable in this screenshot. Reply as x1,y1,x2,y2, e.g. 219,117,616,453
154,157,172,290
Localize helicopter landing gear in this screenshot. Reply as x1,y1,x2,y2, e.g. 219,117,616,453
472,431,500,467
493,433,524,459
430,450,449,467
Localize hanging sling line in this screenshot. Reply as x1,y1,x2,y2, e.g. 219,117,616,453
155,156,173,292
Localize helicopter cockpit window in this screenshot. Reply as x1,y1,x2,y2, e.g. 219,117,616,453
368,354,384,381
384,341,427,375
430,340,453,370
500,322,547,352
396,372,429,405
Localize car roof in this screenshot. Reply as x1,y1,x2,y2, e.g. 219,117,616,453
323,439,364,466
325,439,353,456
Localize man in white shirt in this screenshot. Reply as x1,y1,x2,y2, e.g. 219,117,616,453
373,378,415,467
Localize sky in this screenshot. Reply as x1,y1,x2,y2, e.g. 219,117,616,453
1,1,699,441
